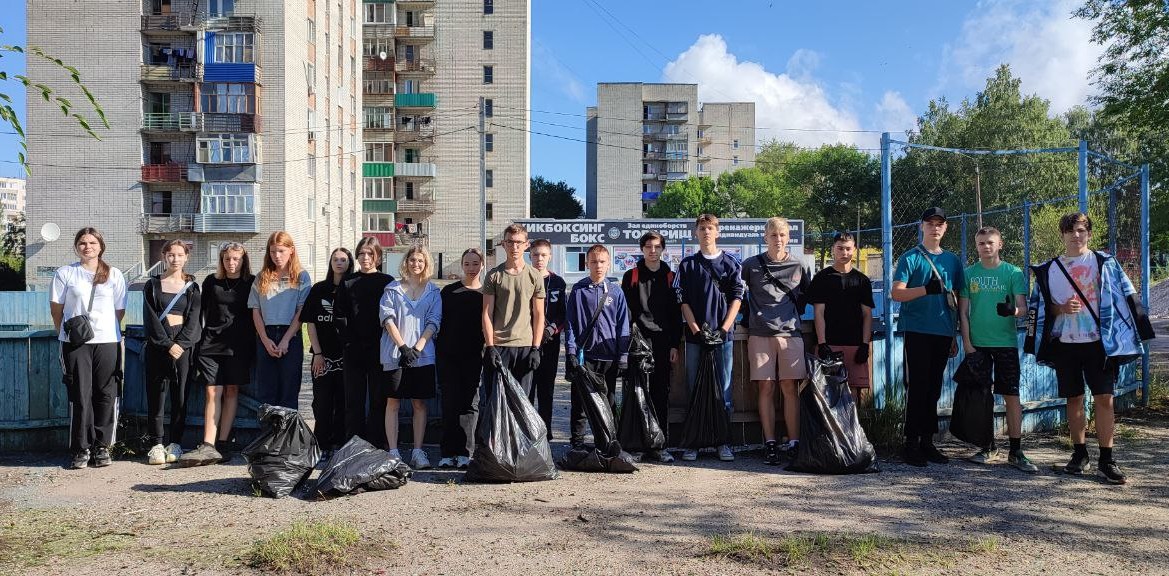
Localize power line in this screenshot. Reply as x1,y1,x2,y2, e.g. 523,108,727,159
495,104,900,135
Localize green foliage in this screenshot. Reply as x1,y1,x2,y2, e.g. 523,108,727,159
1,26,109,172
646,167,805,220
244,520,363,573
529,176,583,219
0,254,24,290
2,211,24,256
784,144,880,258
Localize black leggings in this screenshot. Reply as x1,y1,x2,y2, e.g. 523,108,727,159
62,341,120,453
344,345,388,448
529,336,560,439
903,331,954,441
439,353,481,457
145,339,192,446
312,356,346,450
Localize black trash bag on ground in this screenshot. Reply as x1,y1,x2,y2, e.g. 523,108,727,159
311,436,412,498
464,361,559,483
618,327,666,453
679,328,731,449
787,356,878,474
242,404,322,498
951,351,994,448
559,364,638,473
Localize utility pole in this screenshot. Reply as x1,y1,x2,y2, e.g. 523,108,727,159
479,96,487,258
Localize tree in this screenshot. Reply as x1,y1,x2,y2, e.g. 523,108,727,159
529,176,583,219
1,26,109,171
645,168,804,220
783,145,880,261
2,211,24,257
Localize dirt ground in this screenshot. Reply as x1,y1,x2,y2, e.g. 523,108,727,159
3,320,1168,575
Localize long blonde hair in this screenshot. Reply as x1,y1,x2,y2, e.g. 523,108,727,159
257,231,304,294
398,246,434,283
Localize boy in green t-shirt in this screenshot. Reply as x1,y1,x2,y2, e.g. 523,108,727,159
958,227,1037,473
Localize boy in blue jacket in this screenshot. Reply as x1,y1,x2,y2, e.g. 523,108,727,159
677,214,744,462
565,244,631,448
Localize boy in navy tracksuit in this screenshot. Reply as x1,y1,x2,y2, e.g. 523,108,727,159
529,238,567,439
677,213,744,462
565,244,631,448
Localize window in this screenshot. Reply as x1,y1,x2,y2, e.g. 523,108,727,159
403,181,415,199
351,171,356,194
485,133,494,152
307,197,315,221
149,191,173,214
209,0,234,17
307,18,315,42
364,3,389,24
307,110,317,140
484,98,493,117
364,213,393,232
485,169,494,188
364,78,393,94
306,63,316,93
363,106,392,129
365,178,392,199
403,148,420,163
213,33,254,64
483,66,494,84
307,243,316,264
201,83,256,113
732,156,739,166
350,16,356,38
485,202,494,220
151,0,171,15
146,92,170,114
201,183,255,214
733,139,739,149
197,133,254,163
483,31,494,50
484,0,494,14
307,153,316,178
351,56,356,81
364,142,391,162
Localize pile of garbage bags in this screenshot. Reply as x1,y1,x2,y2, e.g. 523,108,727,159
787,355,878,475
242,404,322,498
464,361,559,483
560,363,637,473
312,436,412,499
617,326,666,453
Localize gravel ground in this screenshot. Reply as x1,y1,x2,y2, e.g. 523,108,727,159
2,375,1168,575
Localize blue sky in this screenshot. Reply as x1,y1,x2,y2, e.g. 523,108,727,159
1,1,1101,189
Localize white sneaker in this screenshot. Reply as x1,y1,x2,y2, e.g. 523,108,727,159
437,457,456,468
164,443,183,464
717,444,735,462
681,449,698,461
456,456,471,469
147,444,166,465
388,448,402,461
411,448,431,470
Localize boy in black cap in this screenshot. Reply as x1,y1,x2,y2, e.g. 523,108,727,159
890,207,965,467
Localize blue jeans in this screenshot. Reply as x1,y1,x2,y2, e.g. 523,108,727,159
255,325,304,410
686,340,734,418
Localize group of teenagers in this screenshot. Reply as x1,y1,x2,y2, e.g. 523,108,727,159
49,206,1153,485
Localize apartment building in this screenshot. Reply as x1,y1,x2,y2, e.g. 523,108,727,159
360,0,529,274
585,83,755,218
24,0,363,288
0,177,24,226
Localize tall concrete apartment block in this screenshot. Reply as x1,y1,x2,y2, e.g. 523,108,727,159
24,0,363,288
0,177,25,226
585,83,755,218
360,0,529,272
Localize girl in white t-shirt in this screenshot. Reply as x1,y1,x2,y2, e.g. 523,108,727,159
49,227,127,470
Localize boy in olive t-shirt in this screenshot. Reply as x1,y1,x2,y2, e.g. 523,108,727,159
482,224,547,396
958,227,1036,473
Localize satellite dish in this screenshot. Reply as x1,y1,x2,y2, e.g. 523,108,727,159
378,51,388,61
40,222,61,242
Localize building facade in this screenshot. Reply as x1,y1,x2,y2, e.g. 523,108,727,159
360,0,529,275
25,0,363,288
585,83,755,218
0,177,24,226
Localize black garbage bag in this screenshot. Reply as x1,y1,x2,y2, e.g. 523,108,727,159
950,351,994,448
311,436,412,498
787,356,878,474
559,363,638,473
464,361,559,483
618,327,666,452
242,404,322,498
679,328,731,449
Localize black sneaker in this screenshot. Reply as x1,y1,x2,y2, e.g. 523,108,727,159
920,443,949,465
70,449,90,470
1064,451,1092,475
92,445,112,468
178,442,223,467
1097,461,1127,485
902,444,928,467
763,441,781,466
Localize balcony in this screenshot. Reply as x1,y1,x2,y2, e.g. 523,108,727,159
362,199,398,213
642,171,663,181
141,163,189,183
141,13,197,34
393,26,435,43
642,151,665,161
141,63,202,83
363,231,396,249
395,93,436,109
393,232,430,250
362,24,396,39
201,15,261,33
363,162,395,178
395,59,435,76
395,125,434,145
395,195,436,214
363,56,394,72
641,191,661,202
142,112,200,133
197,112,262,133
193,213,258,233
696,131,712,144
139,213,196,233
395,162,436,178
665,112,688,122
396,0,436,9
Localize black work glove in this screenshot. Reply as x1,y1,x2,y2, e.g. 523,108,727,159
398,345,419,367
996,295,1016,317
854,345,870,364
482,345,501,369
527,347,542,372
817,343,834,360
541,325,556,345
924,276,944,295
565,354,580,378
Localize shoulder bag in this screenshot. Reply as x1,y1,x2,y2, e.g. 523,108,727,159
63,281,97,345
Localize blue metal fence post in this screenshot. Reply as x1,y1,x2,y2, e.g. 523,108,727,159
880,133,894,408
1140,164,1151,405
1108,185,1118,255
1078,140,1089,213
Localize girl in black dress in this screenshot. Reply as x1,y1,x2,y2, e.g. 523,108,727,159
436,248,486,468
335,236,394,447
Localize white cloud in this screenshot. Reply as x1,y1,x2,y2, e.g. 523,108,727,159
662,34,869,148
941,0,1102,112
875,91,917,135
533,40,585,104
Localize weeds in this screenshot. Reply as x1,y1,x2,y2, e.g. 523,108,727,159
970,536,999,554
0,510,134,573
705,531,999,572
859,395,905,452
244,519,362,574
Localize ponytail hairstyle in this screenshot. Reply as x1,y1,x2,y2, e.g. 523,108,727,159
160,239,195,282
257,231,304,294
73,227,110,285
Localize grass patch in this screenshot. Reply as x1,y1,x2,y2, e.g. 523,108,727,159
244,520,365,574
0,509,134,573
704,531,1000,573
858,395,905,452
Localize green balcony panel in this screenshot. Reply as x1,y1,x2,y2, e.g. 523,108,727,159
363,199,398,213
363,162,395,178
395,93,436,108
